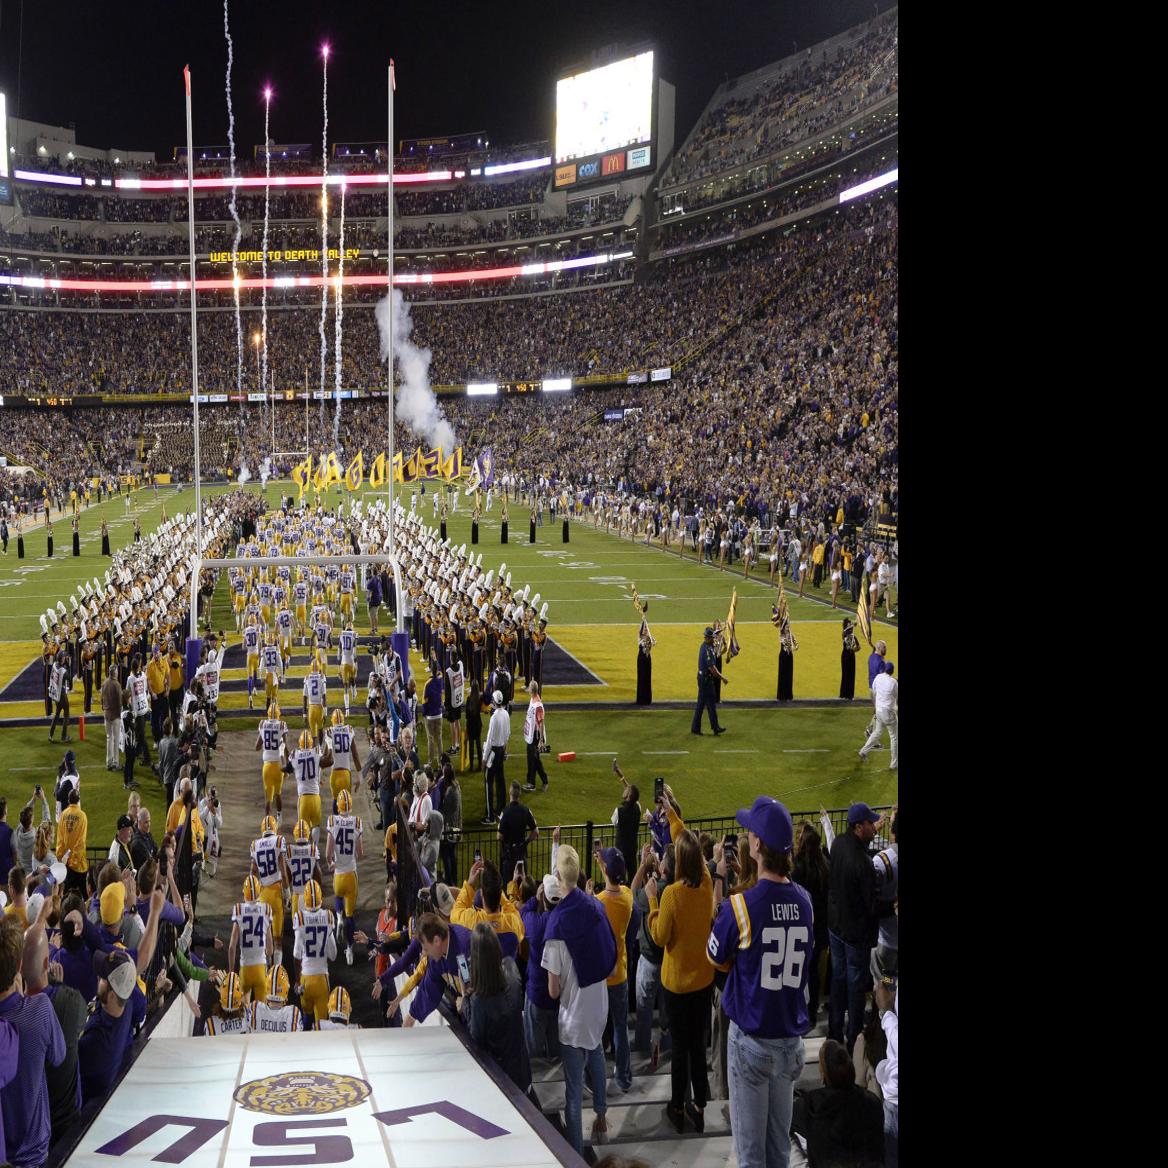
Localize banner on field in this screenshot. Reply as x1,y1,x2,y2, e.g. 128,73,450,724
291,446,465,497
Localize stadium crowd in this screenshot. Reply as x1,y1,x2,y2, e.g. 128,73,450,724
662,11,898,189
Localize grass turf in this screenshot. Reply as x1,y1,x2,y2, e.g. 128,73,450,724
1,481,898,829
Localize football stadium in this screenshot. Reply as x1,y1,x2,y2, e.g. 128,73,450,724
0,3,898,1166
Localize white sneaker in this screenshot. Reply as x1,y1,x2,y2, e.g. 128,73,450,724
857,750,867,761
345,946,354,966
889,763,898,771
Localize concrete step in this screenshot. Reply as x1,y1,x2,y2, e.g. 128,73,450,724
536,1071,673,1112
587,1099,732,1145
531,1048,672,1084
597,1134,809,1167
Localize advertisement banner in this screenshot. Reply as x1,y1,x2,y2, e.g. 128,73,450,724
650,366,672,383
626,371,648,385
602,152,626,177
555,164,577,187
627,145,652,170
577,159,600,180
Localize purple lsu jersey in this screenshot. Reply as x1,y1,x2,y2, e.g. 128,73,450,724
707,879,813,1039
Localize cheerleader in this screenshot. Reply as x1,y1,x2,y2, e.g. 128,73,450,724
742,523,757,581
718,526,730,572
830,543,842,608
798,536,811,598
768,534,781,585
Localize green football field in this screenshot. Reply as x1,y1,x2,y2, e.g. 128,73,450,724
0,482,898,836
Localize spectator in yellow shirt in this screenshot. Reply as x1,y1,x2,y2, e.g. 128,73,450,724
55,789,89,896
595,848,634,1093
646,828,715,1134
451,858,524,960
146,648,169,743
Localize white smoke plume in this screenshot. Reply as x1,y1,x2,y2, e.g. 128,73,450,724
259,457,272,484
238,462,251,484
375,289,456,453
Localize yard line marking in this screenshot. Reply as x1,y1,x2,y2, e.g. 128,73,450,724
715,749,760,753
576,751,619,756
642,750,689,755
783,749,830,753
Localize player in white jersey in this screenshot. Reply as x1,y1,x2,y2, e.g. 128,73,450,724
293,879,336,1026
326,789,363,965
205,973,251,1036
287,819,323,915
230,875,273,1001
257,578,274,627
324,710,361,809
293,579,310,643
317,986,355,1030
303,658,328,741
251,816,289,969
232,571,248,629
194,647,221,709
256,703,289,824
338,622,358,711
275,605,294,664
339,567,356,621
249,965,304,1034
292,728,333,846
313,617,332,671
325,563,340,606
260,637,283,704
243,617,261,709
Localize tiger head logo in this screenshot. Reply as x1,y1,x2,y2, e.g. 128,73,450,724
234,1072,372,1116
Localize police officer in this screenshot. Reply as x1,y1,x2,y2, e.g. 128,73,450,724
690,626,727,735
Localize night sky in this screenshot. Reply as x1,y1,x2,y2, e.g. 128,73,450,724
0,0,891,160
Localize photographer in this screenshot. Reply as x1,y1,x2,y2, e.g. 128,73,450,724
198,787,223,879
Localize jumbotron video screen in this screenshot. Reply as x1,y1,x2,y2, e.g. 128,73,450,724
554,50,654,188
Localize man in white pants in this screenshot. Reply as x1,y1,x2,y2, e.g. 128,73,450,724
858,662,898,769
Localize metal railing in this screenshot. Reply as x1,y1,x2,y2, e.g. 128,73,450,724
442,804,889,887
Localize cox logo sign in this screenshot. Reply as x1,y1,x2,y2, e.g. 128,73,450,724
578,160,600,179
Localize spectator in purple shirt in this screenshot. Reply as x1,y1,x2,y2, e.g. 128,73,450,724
0,914,66,1168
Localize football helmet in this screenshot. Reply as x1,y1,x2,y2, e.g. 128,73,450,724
267,964,291,1004
293,818,311,844
220,972,243,1012
267,701,281,721
304,880,323,911
336,789,352,814
242,875,261,902
299,730,313,750
260,815,278,837
327,986,351,1022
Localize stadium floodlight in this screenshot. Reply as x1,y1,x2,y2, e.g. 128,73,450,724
542,378,572,392
839,167,898,204
466,383,498,396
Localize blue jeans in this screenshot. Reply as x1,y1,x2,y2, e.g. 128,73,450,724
634,956,667,1054
560,1042,607,1155
828,931,871,1052
608,982,632,1090
524,996,560,1060
727,1022,803,1168
884,1099,898,1168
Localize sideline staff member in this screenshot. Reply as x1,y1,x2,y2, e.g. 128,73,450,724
707,796,811,1168
690,627,727,736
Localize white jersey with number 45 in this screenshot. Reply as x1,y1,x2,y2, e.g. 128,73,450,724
328,814,361,874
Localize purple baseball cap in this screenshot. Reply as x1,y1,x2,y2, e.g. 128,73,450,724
736,796,794,852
